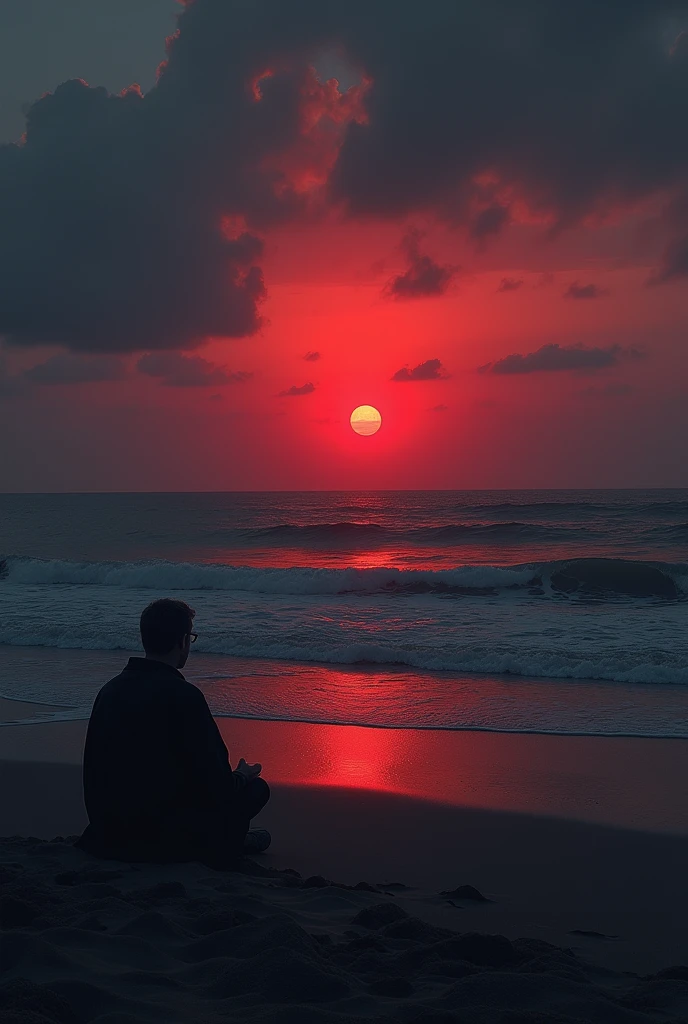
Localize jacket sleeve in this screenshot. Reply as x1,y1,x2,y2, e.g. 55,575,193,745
176,685,247,806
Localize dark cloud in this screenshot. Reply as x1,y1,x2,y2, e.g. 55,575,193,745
0,0,179,144
480,343,644,375
385,229,458,300
431,403,448,412
1,0,688,360
497,277,524,293
278,381,316,396
1,348,125,393
471,204,510,240
303,350,321,361
25,353,128,384
138,352,252,386
392,358,449,382
564,281,609,300
325,3,688,269
0,73,267,352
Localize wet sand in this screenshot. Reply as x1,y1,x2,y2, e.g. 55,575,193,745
1,704,687,982
1,707,687,833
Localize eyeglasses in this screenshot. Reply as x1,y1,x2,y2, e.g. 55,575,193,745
189,632,198,644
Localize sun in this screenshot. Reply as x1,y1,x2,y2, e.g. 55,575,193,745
350,405,382,436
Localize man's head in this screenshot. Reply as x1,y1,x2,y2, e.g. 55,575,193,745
140,599,196,669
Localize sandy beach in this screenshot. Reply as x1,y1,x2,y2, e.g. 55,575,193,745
1,700,687,1024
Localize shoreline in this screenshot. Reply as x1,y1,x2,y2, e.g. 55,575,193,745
1,645,687,738
2,708,687,836
4,688,688,740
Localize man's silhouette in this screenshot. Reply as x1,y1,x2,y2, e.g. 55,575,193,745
77,599,270,866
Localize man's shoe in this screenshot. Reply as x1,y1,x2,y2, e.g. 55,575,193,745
243,828,271,855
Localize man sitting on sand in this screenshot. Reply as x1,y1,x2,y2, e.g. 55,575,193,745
77,599,270,867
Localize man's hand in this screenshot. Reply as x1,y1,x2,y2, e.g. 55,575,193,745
235,757,262,781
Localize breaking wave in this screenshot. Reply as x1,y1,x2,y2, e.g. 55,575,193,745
1,555,686,600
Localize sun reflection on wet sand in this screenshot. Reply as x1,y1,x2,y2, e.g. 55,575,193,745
295,722,416,793
215,717,688,833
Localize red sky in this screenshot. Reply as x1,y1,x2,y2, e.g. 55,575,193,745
0,1,687,491
3,230,685,491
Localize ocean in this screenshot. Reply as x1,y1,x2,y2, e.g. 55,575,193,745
1,490,687,738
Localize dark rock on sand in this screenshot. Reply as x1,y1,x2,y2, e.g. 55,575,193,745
441,885,491,902
238,859,303,886
303,875,330,888
303,875,382,895
352,902,410,929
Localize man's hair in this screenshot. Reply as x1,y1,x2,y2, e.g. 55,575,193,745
140,599,196,656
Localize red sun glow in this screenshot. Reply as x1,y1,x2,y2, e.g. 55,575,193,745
350,405,382,436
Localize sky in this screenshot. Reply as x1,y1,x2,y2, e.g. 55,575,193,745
0,0,687,491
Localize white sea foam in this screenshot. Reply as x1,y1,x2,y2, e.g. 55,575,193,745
1,648,687,738
0,574,686,686
217,641,688,686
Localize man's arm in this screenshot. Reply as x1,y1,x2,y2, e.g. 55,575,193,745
176,684,248,806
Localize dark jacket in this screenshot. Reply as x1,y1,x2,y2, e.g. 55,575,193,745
77,658,246,863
